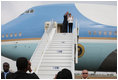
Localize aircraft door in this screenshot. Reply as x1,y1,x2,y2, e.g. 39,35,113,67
57,24,63,33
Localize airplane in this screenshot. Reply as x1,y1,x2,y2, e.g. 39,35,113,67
1,3,117,73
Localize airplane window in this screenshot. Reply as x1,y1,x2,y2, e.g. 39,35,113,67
24,9,34,14
114,31,117,35
19,32,22,37
2,35,4,38
88,31,91,35
109,31,112,35
6,34,8,38
30,9,34,13
104,31,107,35
14,33,17,37
99,31,101,35
10,33,13,37
93,31,96,35
25,10,30,13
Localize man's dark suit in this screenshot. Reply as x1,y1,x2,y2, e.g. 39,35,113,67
62,15,68,33
1,72,13,79
10,71,39,79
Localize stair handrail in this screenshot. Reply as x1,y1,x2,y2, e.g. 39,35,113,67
30,20,54,61
73,18,79,64
30,19,56,73
35,22,55,74
46,19,54,34
72,18,79,79
72,36,75,79
75,18,79,64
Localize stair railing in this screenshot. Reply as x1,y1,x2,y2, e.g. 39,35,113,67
75,18,79,64
73,19,79,63
30,19,56,74
72,18,79,78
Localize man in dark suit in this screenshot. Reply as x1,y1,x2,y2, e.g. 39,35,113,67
11,57,39,79
81,69,89,79
1,62,12,79
62,11,69,33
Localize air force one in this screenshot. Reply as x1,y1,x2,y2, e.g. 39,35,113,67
1,3,117,77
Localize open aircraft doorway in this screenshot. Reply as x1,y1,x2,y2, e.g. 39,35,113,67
57,24,63,33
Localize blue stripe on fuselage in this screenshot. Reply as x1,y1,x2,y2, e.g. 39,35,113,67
1,4,117,40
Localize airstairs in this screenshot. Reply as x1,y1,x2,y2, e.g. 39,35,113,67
30,20,79,79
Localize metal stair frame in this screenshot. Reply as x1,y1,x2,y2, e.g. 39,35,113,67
30,19,79,79
30,20,56,73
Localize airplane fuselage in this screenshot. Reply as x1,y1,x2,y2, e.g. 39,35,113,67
1,3,117,72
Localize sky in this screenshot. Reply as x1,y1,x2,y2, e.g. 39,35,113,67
1,1,117,25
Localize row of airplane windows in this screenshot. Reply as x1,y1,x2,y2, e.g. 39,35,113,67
88,31,117,36
2,33,22,38
25,9,34,13
1,31,117,38
20,9,34,16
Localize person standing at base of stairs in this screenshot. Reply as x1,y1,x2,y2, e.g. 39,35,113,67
54,68,72,79
81,69,89,79
1,62,13,79
62,11,69,33
9,57,39,79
